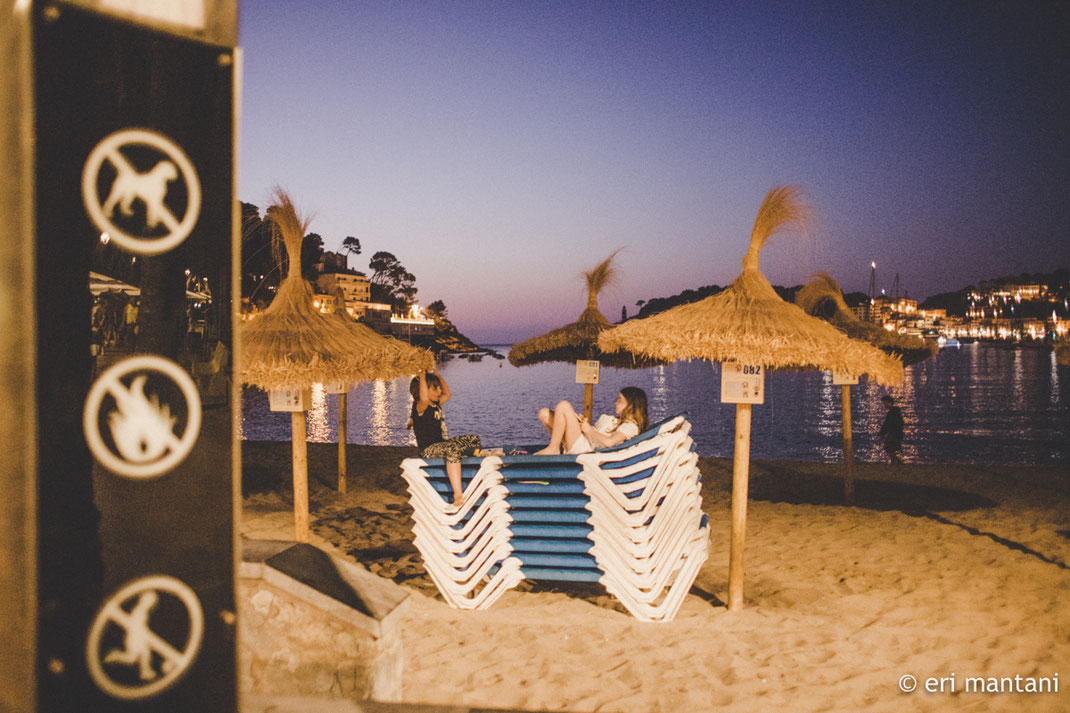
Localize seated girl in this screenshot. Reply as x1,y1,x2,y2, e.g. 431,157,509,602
533,387,648,456
408,370,482,508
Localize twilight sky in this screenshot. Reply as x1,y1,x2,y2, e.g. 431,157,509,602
239,0,1070,344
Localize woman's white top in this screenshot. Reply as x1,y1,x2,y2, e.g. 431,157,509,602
566,415,640,455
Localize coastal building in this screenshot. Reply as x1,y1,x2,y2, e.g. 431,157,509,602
870,295,918,331
850,303,870,322
969,283,1046,302
316,271,372,318
362,302,393,333
311,293,340,314
390,304,435,338
315,250,349,275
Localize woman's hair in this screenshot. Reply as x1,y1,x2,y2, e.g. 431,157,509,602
409,372,443,401
618,387,648,433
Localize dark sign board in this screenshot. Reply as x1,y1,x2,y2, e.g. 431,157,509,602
33,3,236,710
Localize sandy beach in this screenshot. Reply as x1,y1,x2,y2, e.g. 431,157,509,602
241,442,1069,712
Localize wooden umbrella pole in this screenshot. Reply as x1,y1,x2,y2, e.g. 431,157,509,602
583,382,594,422
841,384,854,505
291,410,310,543
337,392,348,494
728,402,752,611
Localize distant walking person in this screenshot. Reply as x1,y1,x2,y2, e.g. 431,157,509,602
123,297,139,351
878,394,904,463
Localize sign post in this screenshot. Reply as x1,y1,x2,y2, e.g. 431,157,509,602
575,359,601,421
323,382,350,493
832,371,859,505
1,2,239,711
0,5,40,710
719,362,764,611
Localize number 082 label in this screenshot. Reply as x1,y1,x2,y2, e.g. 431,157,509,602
720,362,764,404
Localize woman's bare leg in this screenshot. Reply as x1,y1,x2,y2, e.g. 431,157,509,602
534,400,582,455
539,407,554,433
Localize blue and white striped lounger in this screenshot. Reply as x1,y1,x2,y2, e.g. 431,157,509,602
399,414,710,622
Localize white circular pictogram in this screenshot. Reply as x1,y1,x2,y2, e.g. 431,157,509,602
84,355,202,479
82,128,202,256
86,575,204,701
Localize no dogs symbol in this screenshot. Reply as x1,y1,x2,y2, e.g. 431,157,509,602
86,575,204,701
82,128,202,255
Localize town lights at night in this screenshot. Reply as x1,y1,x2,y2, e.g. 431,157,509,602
391,303,435,325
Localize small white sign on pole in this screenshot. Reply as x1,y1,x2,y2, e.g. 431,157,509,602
268,388,311,412
322,381,349,395
575,360,600,385
831,370,859,385
720,362,764,404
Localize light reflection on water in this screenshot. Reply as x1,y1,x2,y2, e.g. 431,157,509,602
1051,351,1062,407
307,383,330,442
240,343,1069,465
815,371,839,439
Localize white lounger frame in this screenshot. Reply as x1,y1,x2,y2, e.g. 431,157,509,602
400,416,710,621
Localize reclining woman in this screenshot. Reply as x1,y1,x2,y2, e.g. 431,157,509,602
533,386,648,456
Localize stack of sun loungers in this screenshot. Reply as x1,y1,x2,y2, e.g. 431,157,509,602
399,414,709,622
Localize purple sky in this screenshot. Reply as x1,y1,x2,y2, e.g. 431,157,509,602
239,1,1070,344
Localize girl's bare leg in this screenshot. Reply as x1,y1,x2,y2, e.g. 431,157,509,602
539,407,554,433
446,461,464,506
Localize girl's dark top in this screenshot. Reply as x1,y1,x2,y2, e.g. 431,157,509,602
412,402,445,450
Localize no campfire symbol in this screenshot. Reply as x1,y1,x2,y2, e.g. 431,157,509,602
86,575,205,701
84,355,202,479
82,128,202,256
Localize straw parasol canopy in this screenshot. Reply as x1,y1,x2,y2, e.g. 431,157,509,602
599,187,904,384
509,249,662,369
598,185,904,611
239,188,433,390
794,273,937,366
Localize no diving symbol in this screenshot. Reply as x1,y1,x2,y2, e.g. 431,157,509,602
82,128,202,255
84,356,202,479
87,575,204,701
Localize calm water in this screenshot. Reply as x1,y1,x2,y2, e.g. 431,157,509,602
241,343,1070,465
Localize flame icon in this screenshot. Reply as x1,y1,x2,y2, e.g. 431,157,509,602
107,375,180,463
86,356,201,478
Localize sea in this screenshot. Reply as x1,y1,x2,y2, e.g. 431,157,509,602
241,342,1070,465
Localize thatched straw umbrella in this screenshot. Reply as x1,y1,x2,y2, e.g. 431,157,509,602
239,188,432,541
599,185,904,610
795,273,937,365
509,250,660,420
794,272,937,503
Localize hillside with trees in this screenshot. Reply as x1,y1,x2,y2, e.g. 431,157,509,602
240,201,485,351
919,267,1070,317
423,301,482,353
631,282,804,320
627,267,1069,324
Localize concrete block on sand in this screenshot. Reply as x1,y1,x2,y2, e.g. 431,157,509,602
239,539,410,703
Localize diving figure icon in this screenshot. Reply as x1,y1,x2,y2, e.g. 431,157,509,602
87,575,204,700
